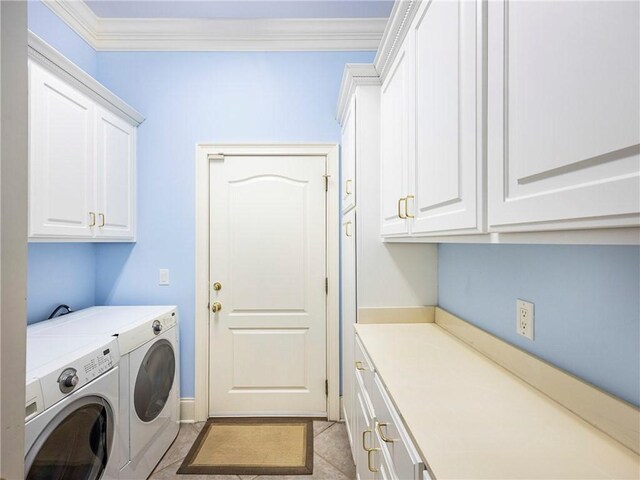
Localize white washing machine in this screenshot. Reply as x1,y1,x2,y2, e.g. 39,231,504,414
25,332,120,480
29,306,180,480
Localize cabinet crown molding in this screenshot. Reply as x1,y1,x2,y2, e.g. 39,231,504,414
373,0,421,82
336,63,380,125
42,0,387,52
28,31,145,126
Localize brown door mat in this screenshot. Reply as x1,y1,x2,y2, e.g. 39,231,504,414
177,417,314,476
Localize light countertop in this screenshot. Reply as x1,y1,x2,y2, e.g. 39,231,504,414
355,323,640,479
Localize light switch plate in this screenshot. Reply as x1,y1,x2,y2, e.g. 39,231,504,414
159,269,170,286
517,299,534,340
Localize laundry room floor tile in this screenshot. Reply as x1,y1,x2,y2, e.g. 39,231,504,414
150,421,355,480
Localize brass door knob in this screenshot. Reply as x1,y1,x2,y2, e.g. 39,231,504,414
211,302,222,313
213,282,222,291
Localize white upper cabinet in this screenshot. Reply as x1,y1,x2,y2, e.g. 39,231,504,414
376,0,639,243
487,0,640,232
29,62,96,238
27,33,143,242
95,107,136,239
342,97,356,213
409,0,482,235
380,42,411,236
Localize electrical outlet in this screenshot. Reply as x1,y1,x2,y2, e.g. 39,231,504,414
516,299,534,340
159,269,170,286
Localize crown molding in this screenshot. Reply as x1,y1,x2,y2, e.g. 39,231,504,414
373,0,421,81
28,31,145,125
43,0,387,51
336,63,380,125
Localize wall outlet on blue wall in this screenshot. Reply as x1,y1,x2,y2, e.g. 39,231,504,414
517,299,534,340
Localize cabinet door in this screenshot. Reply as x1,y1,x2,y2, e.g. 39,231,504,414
380,43,410,237
488,0,640,231
355,383,376,480
341,208,357,452
95,107,136,239
342,97,356,213
410,0,482,234
29,61,95,239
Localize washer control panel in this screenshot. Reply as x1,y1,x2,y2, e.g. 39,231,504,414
39,337,120,409
79,346,115,382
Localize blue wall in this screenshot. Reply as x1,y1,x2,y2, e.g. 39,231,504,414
94,50,374,397
28,0,97,77
27,244,97,323
438,244,640,407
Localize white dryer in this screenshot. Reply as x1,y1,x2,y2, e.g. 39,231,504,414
29,306,180,480
25,332,120,480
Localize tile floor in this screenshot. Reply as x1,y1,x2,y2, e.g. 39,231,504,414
149,421,356,480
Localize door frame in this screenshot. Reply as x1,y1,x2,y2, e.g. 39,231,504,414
194,143,340,422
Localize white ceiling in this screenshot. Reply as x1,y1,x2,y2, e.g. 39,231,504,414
84,0,394,19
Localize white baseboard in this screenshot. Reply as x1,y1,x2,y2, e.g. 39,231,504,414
180,398,195,423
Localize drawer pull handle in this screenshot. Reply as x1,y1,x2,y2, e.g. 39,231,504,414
377,422,397,443
355,361,365,371
405,195,415,219
367,448,380,473
397,197,407,219
362,429,374,452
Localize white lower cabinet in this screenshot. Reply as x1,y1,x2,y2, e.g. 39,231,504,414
341,208,357,451
353,333,425,480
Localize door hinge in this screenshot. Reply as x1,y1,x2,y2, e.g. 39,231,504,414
325,277,328,294
323,174,330,192
325,379,328,396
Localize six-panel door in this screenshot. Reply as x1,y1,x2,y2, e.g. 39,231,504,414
29,61,96,239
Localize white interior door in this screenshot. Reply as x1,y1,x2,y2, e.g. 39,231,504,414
209,154,327,416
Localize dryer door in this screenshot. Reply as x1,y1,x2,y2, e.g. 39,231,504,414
133,339,175,422
25,396,114,480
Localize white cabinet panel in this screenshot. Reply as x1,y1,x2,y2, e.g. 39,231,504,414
355,380,376,480
342,97,357,213
341,208,357,452
410,0,482,234
488,0,640,231
96,107,136,239
380,45,411,236
29,62,95,239
28,56,139,242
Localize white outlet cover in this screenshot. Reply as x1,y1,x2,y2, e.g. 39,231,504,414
159,269,170,286
516,299,534,340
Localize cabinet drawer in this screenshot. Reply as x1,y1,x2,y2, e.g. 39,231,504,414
355,335,375,394
371,373,424,480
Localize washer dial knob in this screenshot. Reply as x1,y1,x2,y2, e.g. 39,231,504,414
152,319,163,335
58,368,79,393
